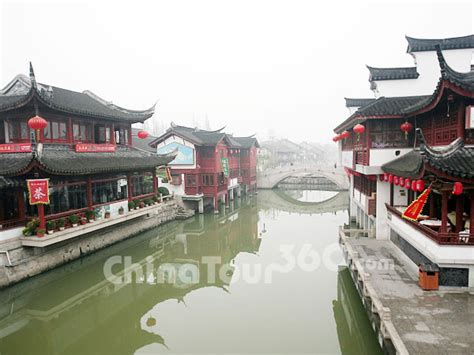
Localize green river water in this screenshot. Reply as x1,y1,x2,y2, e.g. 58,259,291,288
0,190,381,355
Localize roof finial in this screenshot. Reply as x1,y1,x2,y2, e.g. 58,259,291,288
29,62,37,88
435,45,447,76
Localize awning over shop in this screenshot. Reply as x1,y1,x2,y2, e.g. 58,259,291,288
381,150,424,179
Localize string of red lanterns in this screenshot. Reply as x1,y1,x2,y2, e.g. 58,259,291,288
381,173,425,192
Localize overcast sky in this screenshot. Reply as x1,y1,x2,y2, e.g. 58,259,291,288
1,0,473,143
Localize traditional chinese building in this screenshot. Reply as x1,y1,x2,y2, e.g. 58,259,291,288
0,65,175,245
334,35,474,288
149,124,259,213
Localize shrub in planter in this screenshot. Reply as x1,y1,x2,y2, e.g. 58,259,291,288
46,220,56,234
57,218,66,231
85,210,95,222
80,217,88,225
118,206,125,215
22,219,40,236
105,211,111,219
139,200,145,208
153,195,159,204
36,228,46,237
158,187,169,196
145,199,153,206
68,214,79,227
128,202,135,211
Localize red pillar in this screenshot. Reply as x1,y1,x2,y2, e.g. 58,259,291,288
127,173,133,201
441,191,449,233
455,194,464,233
470,193,474,237
87,177,93,210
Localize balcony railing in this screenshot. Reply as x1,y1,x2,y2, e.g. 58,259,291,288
386,204,474,245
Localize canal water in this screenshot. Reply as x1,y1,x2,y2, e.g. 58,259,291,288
0,190,381,355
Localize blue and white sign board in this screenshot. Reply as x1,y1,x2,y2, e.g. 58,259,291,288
157,142,195,166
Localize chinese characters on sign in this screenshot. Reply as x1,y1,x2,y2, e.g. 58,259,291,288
0,143,32,154
75,144,116,153
27,179,50,205
221,158,229,177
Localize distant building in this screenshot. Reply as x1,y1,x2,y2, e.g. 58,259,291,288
149,124,258,213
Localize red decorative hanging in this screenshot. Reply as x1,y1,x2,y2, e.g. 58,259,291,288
27,116,48,131
332,136,338,142
404,178,411,189
411,180,417,191
388,174,394,184
353,124,365,135
137,130,149,139
383,173,389,182
452,182,463,195
394,176,399,185
400,122,413,139
416,179,425,192
399,177,405,187
340,131,350,139
379,174,384,182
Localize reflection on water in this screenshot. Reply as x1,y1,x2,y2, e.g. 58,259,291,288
0,191,380,355
282,189,339,202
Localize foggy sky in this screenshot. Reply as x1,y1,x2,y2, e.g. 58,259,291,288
1,0,473,143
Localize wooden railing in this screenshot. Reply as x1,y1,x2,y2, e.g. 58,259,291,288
386,204,474,245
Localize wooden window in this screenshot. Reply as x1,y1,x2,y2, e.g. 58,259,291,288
44,120,67,142
114,126,129,145
186,174,197,187
131,173,153,197
202,174,214,186
95,125,111,144
93,178,128,204
46,183,87,215
8,121,30,142
73,122,92,142
0,121,5,144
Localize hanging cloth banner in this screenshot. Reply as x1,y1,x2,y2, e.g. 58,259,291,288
221,157,229,177
165,167,172,181
402,186,431,222
27,179,50,205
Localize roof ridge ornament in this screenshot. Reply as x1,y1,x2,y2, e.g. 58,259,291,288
435,45,447,77
29,62,37,89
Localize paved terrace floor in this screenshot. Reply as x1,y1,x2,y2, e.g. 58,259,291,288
343,237,474,354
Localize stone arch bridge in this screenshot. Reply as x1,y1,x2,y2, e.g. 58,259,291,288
257,165,349,190
258,190,349,214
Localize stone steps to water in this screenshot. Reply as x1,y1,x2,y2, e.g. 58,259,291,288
175,207,195,220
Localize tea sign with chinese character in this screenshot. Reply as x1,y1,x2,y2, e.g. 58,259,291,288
27,179,50,205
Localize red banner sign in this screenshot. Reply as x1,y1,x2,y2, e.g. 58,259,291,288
27,179,50,205
402,187,431,222
75,144,116,153
0,143,32,154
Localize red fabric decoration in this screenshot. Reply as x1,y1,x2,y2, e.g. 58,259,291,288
388,174,394,184
353,124,365,134
452,182,463,195
394,176,399,185
27,116,47,130
383,173,389,182
416,179,425,192
340,131,350,139
404,178,411,189
411,180,417,191
399,177,405,186
137,130,149,139
402,187,431,222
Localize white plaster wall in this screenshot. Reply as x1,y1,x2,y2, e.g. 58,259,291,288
342,151,352,169
370,148,412,167
376,180,391,240
159,175,185,196
337,141,342,168
371,48,473,97
388,212,474,271
0,227,23,242
393,184,408,207
156,135,196,170
228,177,239,189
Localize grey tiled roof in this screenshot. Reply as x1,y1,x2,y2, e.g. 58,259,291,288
0,145,176,176
233,136,260,148
367,66,419,81
0,72,155,122
344,98,376,108
406,35,474,53
382,130,474,179
131,128,157,153
150,125,228,146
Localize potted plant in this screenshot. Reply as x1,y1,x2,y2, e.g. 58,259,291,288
80,217,88,225
57,218,66,231
36,228,46,238
135,200,140,210
139,200,145,209
46,220,56,235
128,201,135,211
69,214,79,227
153,195,159,204
105,211,111,219
118,206,125,215
22,218,39,236
85,210,95,223
145,198,153,206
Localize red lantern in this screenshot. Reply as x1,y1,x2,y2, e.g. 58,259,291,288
411,180,417,191
353,124,365,135
137,130,149,139
379,174,384,181
399,177,405,186
383,173,389,182
416,179,425,192
388,174,394,184
404,178,411,189
340,131,350,139
452,182,463,195
28,115,48,131
400,121,413,139
394,176,399,185
332,136,338,142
